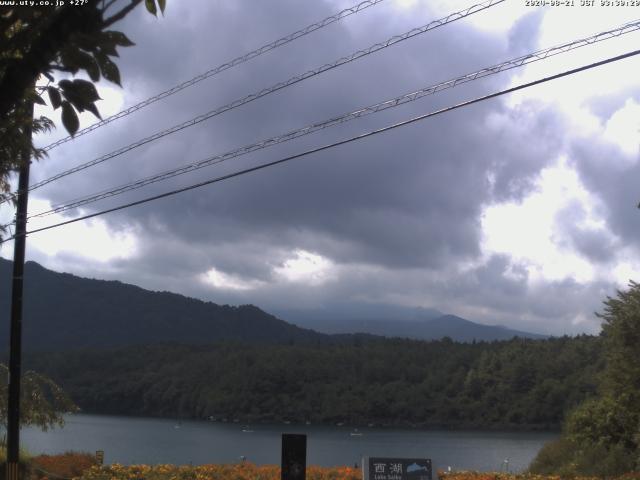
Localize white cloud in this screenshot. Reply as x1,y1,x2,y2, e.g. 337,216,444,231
199,249,336,292
611,258,640,287
0,198,137,263
481,157,608,284
275,249,336,286
603,98,640,159
504,17,640,134
201,267,265,291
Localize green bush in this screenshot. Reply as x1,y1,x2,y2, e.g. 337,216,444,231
572,443,636,478
529,437,636,478
529,437,578,476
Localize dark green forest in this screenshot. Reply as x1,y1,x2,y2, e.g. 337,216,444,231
25,335,602,429
0,259,330,351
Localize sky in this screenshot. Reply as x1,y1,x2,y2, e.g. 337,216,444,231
1,0,639,336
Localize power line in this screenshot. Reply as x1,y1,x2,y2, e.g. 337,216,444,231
41,0,388,152
4,48,638,244
23,18,640,221
5,0,504,205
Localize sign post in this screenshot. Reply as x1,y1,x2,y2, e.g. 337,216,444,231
281,433,306,480
363,457,432,480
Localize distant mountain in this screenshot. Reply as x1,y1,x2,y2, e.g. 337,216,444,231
274,304,444,325
278,310,546,342
419,314,547,341
0,258,545,351
0,258,329,351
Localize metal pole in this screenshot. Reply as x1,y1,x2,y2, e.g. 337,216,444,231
6,100,33,480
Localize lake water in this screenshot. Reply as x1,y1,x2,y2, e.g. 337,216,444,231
22,414,557,473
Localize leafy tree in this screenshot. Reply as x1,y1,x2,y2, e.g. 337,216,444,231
530,281,640,475
568,281,640,469
0,0,166,213
0,363,78,435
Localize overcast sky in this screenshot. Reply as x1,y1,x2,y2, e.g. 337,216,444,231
1,0,639,335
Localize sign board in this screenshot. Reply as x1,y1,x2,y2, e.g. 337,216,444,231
95,450,104,465
363,457,432,480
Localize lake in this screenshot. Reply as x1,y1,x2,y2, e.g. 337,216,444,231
22,414,557,472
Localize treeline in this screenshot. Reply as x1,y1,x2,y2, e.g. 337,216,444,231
530,282,640,476
25,335,603,429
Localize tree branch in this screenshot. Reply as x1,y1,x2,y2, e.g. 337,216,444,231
0,5,102,120
103,0,143,27
49,65,79,73
102,0,120,13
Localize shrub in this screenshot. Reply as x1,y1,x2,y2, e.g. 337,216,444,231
29,452,97,480
529,437,578,476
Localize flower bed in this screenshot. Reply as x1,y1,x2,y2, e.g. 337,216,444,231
438,472,640,480
78,463,360,480
29,452,98,480
23,455,640,480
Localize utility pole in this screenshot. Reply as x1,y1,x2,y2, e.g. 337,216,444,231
6,99,34,480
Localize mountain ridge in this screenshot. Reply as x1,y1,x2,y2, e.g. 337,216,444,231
0,258,545,350
0,258,329,351
278,310,546,341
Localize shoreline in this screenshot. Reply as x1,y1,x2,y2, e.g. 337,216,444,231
63,411,561,434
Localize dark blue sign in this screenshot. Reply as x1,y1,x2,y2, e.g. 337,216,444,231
364,457,432,480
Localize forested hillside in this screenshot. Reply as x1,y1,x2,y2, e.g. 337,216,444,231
0,259,539,349
0,259,327,350
26,335,603,429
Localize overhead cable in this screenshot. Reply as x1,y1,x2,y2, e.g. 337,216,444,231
41,0,388,152
24,18,640,221
3,48,638,243
8,0,504,204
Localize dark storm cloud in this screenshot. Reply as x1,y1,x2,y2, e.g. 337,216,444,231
95,14,559,264
21,0,632,335
487,102,566,202
568,88,640,259
569,139,640,251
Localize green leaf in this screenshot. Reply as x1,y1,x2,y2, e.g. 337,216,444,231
84,102,102,120
98,41,118,58
58,80,101,118
103,30,135,47
145,0,157,16
58,79,72,90
33,95,46,106
72,79,101,103
61,101,79,136
157,0,166,14
58,80,85,111
47,87,61,109
70,80,101,120
60,47,100,81
80,54,101,82
86,63,100,82
74,33,99,53
95,52,121,86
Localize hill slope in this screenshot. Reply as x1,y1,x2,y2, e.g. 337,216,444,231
0,258,327,351
0,258,545,350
